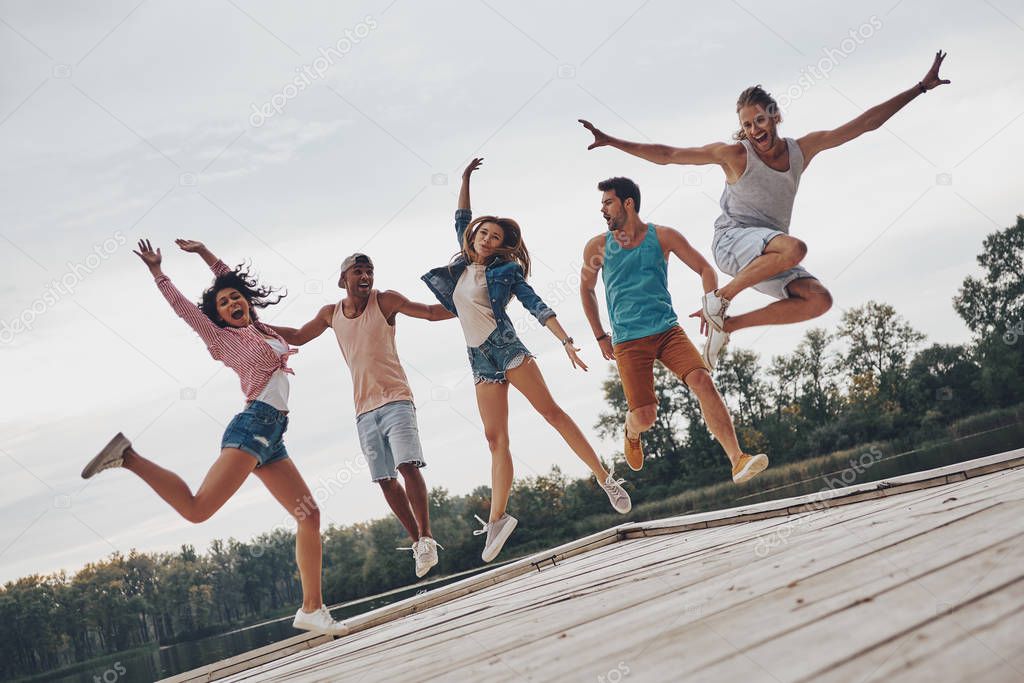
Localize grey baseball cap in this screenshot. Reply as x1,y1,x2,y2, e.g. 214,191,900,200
339,253,374,288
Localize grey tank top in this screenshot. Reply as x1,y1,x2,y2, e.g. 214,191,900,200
714,137,804,233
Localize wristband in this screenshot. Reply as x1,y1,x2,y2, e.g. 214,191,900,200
917,81,927,94
562,337,574,347
595,333,609,342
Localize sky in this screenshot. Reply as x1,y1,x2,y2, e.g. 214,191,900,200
1,0,1021,584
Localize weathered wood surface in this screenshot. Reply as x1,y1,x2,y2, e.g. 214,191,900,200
166,449,1024,682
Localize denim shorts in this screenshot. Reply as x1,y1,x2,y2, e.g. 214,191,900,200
221,400,290,468
356,400,425,482
467,326,534,384
712,226,815,300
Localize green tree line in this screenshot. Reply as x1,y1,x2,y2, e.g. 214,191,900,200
3,216,1022,681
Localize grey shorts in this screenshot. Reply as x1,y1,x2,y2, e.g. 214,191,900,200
712,226,816,300
355,400,425,482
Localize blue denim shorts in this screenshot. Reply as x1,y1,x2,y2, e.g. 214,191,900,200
712,226,815,300
221,400,290,468
356,400,425,482
467,326,534,384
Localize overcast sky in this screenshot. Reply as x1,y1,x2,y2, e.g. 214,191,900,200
1,0,1021,583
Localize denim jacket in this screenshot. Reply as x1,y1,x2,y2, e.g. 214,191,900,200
422,209,555,343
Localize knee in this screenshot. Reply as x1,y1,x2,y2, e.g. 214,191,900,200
297,503,321,530
377,477,399,491
784,238,808,267
184,505,214,524
484,429,509,454
687,369,717,395
539,404,569,427
814,287,834,315
396,463,419,478
633,405,657,430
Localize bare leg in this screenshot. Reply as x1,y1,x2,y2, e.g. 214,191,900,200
252,458,324,612
122,447,255,523
474,381,512,523
684,369,743,467
398,463,432,539
506,358,610,481
723,277,833,333
377,477,419,541
717,234,807,301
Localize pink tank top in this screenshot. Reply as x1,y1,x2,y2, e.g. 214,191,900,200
332,290,414,416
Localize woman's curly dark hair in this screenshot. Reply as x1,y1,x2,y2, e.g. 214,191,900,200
198,263,286,328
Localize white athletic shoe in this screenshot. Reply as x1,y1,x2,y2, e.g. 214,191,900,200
292,605,348,636
81,432,131,479
474,513,518,563
600,471,632,514
702,326,731,371
398,537,443,578
702,290,731,331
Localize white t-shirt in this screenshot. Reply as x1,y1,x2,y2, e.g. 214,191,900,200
453,264,497,347
254,337,291,411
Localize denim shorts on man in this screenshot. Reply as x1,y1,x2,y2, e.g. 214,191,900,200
467,325,534,384
221,400,290,468
712,226,815,300
356,400,426,482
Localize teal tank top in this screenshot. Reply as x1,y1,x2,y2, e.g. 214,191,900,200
602,223,678,344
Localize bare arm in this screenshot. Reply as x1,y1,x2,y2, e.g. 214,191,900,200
458,158,482,211
544,315,589,372
579,119,743,175
580,235,614,361
378,290,455,323
268,305,333,346
174,239,231,276
798,50,950,167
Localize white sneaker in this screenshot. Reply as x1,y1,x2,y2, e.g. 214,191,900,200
81,432,131,479
702,290,730,330
292,605,348,636
473,513,518,563
397,537,443,578
702,326,731,371
600,471,632,514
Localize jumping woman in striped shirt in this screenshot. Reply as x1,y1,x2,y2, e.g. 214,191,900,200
80,238,346,637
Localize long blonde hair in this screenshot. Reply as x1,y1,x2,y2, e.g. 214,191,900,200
457,215,532,278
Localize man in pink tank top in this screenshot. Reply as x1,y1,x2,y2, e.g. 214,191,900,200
271,254,454,578
581,51,950,370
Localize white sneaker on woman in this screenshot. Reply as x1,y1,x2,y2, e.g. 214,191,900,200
292,605,348,636
81,432,131,479
600,471,632,514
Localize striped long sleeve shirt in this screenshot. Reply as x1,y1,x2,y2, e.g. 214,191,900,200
154,259,296,402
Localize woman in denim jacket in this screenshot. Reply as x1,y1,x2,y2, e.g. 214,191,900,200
422,158,632,563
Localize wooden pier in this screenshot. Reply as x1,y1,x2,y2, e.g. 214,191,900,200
164,449,1024,682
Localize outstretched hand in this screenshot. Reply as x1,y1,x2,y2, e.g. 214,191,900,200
133,239,162,270
565,342,589,372
579,119,610,150
920,50,951,91
689,308,710,337
175,238,205,253
463,157,483,179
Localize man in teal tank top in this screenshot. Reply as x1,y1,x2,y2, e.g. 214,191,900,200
580,177,769,484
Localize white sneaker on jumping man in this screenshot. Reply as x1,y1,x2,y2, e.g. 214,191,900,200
413,537,442,578
292,605,348,636
81,432,131,479
600,471,632,514
701,290,731,371
474,513,518,563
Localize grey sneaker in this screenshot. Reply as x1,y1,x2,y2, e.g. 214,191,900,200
81,432,131,479
292,605,348,636
473,513,518,563
600,471,632,514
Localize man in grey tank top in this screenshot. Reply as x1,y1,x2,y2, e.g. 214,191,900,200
580,51,951,369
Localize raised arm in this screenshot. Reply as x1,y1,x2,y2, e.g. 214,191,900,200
175,238,230,276
580,235,614,361
798,50,950,167
579,119,743,176
378,290,455,323
268,305,334,346
453,158,482,248
134,239,223,350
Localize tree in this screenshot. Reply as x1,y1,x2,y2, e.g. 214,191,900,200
837,301,925,398
954,214,1024,337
